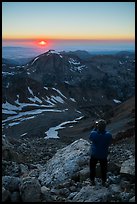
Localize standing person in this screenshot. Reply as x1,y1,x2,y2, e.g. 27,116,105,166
89,119,112,186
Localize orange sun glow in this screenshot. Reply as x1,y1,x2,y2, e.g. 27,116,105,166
38,40,47,45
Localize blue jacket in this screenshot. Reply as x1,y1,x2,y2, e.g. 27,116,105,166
89,129,112,159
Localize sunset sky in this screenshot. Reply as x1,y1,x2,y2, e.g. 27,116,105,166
2,2,135,51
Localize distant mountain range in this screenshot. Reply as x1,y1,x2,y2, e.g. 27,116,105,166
2,46,135,61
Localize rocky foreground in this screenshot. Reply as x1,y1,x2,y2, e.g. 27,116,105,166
2,133,135,202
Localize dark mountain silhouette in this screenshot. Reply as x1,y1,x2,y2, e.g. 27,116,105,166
61,50,92,60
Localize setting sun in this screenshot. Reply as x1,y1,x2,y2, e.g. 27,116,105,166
39,40,47,46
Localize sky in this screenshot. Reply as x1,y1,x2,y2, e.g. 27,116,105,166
2,2,135,52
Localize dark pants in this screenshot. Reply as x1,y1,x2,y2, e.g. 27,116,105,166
90,156,107,183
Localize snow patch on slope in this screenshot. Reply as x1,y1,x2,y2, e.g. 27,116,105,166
45,116,84,139
113,99,121,104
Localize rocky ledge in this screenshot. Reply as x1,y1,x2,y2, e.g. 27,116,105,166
2,135,135,202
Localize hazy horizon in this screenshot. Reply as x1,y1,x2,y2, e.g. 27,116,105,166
2,45,135,60
2,39,135,54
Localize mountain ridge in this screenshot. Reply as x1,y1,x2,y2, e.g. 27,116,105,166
2,49,135,139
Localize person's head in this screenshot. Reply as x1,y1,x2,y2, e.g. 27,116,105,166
97,119,106,132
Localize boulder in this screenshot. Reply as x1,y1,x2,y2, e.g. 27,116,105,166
41,186,54,202
120,180,131,191
2,161,21,177
78,166,90,182
2,187,11,202
129,196,135,202
2,176,21,192
38,139,90,187
19,163,29,176
72,185,110,202
107,175,121,184
107,161,121,174
2,135,22,162
10,191,21,202
120,158,135,176
119,192,133,202
108,184,121,194
20,176,41,202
